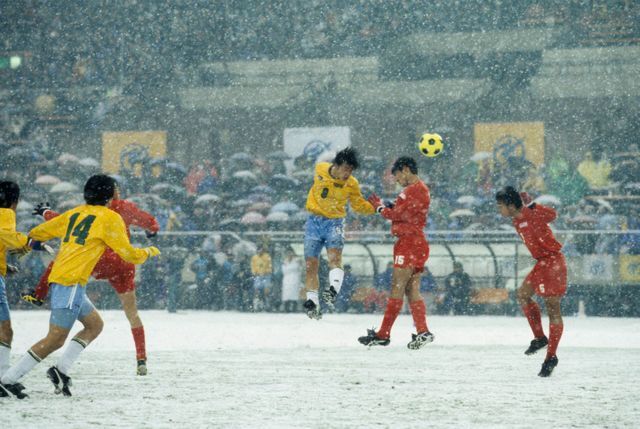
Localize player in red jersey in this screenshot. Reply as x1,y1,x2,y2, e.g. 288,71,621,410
496,186,566,377
358,157,435,349
22,185,159,375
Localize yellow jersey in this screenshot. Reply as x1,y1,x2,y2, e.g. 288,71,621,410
0,208,29,276
251,252,272,276
28,204,151,286
305,162,375,219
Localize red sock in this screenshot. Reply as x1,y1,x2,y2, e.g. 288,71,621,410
521,302,545,338
131,326,146,360
378,298,403,339
546,323,563,359
34,262,54,301
409,300,429,334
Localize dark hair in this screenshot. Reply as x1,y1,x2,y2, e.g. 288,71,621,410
495,186,522,209
391,157,418,174
0,181,20,208
84,174,116,205
333,147,359,169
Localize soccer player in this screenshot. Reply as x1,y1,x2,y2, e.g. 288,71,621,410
496,186,566,377
357,157,435,349
0,181,51,397
302,147,375,319
22,182,160,376
0,175,160,399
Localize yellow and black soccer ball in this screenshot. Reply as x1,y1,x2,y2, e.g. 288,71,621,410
417,133,443,158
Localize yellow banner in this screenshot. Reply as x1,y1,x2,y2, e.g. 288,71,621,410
620,255,640,282
102,131,167,174
473,122,544,166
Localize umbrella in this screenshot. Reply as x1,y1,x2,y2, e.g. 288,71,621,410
251,185,275,194
456,195,480,206
266,211,289,222
570,214,597,224
35,175,61,185
248,201,272,213
17,200,32,211
266,150,291,160
150,183,172,193
271,201,299,214
166,162,187,175
449,209,475,218
291,210,309,222
534,195,561,206
230,198,251,208
241,211,266,224
232,170,258,181
195,194,221,205
58,153,79,164
218,218,241,230
50,181,80,193
230,152,252,162
470,152,491,162
58,199,83,209
78,157,100,168
270,174,300,190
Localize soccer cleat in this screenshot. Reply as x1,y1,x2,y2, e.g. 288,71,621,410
21,290,44,307
538,355,559,377
407,331,435,350
358,328,390,347
524,336,549,355
303,299,322,320
321,286,338,308
47,366,72,397
0,382,28,399
137,360,147,376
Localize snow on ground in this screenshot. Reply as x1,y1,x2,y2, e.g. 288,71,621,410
5,310,640,429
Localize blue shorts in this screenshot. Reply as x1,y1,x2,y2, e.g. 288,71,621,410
49,283,96,330
304,215,345,258
0,276,9,322
253,275,272,291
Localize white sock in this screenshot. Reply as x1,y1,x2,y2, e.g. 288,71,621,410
0,341,10,377
329,268,344,294
56,338,88,375
306,290,319,305
1,350,41,385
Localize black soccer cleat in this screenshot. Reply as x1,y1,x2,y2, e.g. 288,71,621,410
538,355,559,377
358,328,390,347
21,290,44,307
0,382,28,399
524,336,549,355
407,331,435,350
321,286,338,308
47,366,72,397
137,359,147,376
303,299,322,320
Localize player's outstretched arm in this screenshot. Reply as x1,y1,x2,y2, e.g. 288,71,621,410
104,214,160,264
350,184,376,215
120,200,160,233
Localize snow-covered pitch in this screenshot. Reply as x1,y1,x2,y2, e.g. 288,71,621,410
5,310,640,428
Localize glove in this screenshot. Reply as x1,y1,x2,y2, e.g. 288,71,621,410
32,202,52,217
384,200,395,209
367,193,384,213
145,230,158,239
144,246,161,258
519,192,534,207
6,264,19,275
27,239,55,255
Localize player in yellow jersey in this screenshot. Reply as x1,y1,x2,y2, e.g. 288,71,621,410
303,147,375,319
0,175,160,399
0,181,52,398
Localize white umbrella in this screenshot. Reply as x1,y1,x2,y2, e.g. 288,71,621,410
470,152,491,162
17,200,32,211
271,201,299,214
456,195,480,206
233,170,257,181
534,195,561,206
58,199,83,209
79,157,100,167
449,208,475,218
195,194,221,205
58,153,80,164
241,211,266,224
150,183,172,193
266,211,289,222
50,182,80,193
35,175,61,185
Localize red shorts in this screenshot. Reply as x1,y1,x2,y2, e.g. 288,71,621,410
92,251,136,294
525,253,567,297
393,235,429,272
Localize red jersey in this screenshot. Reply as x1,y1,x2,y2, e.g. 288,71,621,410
379,180,430,237
513,204,562,260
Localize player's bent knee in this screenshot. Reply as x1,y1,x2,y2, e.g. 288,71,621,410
0,324,13,344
